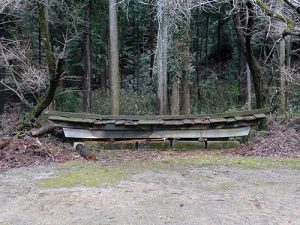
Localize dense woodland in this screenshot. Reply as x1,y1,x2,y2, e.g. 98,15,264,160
0,0,300,127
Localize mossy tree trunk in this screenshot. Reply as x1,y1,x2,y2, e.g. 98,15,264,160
21,1,64,128
232,1,266,109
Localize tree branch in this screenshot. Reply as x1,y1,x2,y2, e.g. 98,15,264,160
255,0,297,36
283,0,300,14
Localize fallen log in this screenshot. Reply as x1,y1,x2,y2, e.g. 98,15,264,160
30,122,55,137
74,142,96,161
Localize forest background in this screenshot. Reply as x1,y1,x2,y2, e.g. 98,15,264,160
0,0,299,127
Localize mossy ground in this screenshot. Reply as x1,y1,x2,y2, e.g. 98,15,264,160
162,155,300,169
38,161,128,188
38,152,300,189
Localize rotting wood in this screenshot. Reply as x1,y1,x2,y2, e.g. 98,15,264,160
234,116,244,121
253,113,266,119
226,118,236,123
48,109,267,141
74,142,96,161
94,120,116,125
50,118,257,131
183,119,195,124
115,120,127,125
163,120,184,125
30,122,55,137
209,118,227,123
244,116,256,121
49,116,95,123
194,118,210,124
138,119,164,125
46,108,269,121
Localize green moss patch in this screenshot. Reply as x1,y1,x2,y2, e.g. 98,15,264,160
38,162,128,188
87,140,239,151
162,155,300,169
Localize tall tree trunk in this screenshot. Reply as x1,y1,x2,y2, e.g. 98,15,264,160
286,36,292,108
21,1,64,128
279,38,286,111
204,15,209,79
149,18,155,82
109,0,120,115
181,22,191,115
0,16,4,113
217,13,222,75
171,38,180,115
195,13,201,100
157,8,168,115
83,0,92,113
195,9,203,100
232,1,265,109
0,74,4,114
278,1,286,111
38,27,42,65
246,63,252,110
132,5,140,92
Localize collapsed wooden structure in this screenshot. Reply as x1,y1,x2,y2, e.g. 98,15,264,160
47,108,268,141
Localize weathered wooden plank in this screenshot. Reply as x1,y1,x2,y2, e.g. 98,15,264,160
244,116,256,121
194,118,210,124
138,119,164,125
209,108,268,118
48,116,95,123
47,108,269,121
63,127,250,139
183,119,195,124
226,118,236,123
52,119,257,131
234,116,244,121
163,120,185,125
49,116,95,123
94,120,116,125
209,118,227,123
253,113,266,119
124,121,138,126
115,120,127,125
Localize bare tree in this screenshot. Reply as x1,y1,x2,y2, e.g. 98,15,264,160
0,40,47,104
1,0,83,127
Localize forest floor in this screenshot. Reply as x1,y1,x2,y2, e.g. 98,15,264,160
0,113,299,224
0,112,299,171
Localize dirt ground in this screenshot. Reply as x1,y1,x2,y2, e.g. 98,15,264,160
0,114,299,224
0,157,299,225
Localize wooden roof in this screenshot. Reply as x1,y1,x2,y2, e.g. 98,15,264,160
47,108,268,127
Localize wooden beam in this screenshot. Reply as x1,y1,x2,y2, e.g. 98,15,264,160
63,127,250,139
47,108,269,121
